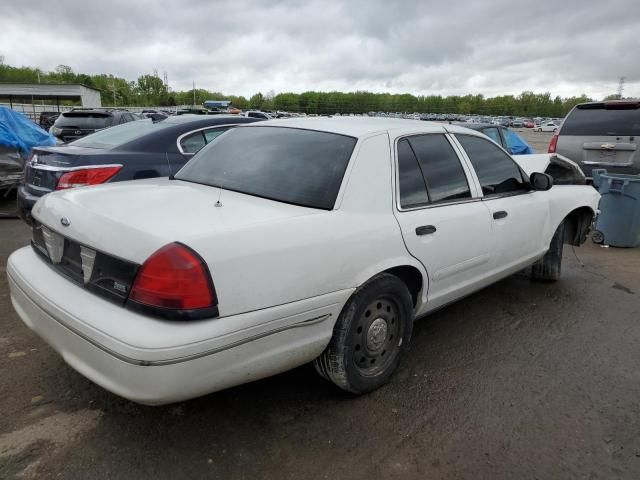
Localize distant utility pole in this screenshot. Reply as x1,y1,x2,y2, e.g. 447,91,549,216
617,77,625,99
193,80,196,106
112,78,117,106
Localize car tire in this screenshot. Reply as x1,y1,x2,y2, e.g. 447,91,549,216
314,273,414,394
591,230,605,244
531,221,565,281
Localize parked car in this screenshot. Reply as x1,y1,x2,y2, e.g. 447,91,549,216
17,115,260,223
49,108,138,142
510,118,524,128
0,107,55,201
549,100,640,178
523,119,535,128
7,117,599,404
456,123,534,154
243,110,273,120
38,111,60,130
537,121,560,133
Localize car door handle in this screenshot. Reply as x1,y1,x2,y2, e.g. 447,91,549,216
415,225,437,235
493,210,508,220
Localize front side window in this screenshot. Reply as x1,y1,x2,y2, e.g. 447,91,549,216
456,134,528,196
408,134,471,203
176,127,356,210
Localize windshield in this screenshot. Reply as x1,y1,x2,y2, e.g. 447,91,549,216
175,126,357,209
71,119,171,149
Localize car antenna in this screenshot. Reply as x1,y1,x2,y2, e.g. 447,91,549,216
215,187,223,207
166,153,174,180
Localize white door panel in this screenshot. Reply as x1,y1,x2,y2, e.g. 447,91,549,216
397,201,492,310
482,193,549,272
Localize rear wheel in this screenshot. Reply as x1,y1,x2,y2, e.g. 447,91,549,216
531,222,565,281
314,273,414,394
591,230,605,244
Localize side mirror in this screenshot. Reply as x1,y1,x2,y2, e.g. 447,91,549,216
530,172,553,191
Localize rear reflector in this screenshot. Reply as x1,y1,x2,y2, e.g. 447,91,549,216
129,243,217,317
548,133,559,153
56,166,122,190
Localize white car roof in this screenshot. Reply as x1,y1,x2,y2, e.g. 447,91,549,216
252,116,457,138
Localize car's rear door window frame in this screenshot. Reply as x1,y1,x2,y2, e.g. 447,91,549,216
393,132,482,212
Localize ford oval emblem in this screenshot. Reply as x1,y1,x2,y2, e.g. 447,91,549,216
60,217,71,227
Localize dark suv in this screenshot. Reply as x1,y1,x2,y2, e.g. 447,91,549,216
550,100,639,179
50,108,137,142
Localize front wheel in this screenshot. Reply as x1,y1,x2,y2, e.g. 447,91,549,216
531,222,565,281
314,273,414,394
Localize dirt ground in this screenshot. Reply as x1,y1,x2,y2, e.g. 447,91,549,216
1,153,640,479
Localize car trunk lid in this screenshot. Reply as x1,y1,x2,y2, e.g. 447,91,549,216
25,146,108,195
31,177,321,265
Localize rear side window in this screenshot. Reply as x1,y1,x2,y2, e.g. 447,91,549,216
203,127,231,143
408,134,471,203
456,134,527,196
481,127,501,145
397,139,429,208
562,104,640,136
176,127,356,210
180,131,207,154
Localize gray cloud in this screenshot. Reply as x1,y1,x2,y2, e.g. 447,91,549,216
1,0,638,99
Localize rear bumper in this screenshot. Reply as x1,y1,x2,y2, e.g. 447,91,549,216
16,185,41,224
8,246,351,404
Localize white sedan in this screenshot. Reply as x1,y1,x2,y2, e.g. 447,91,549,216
7,118,599,404
537,121,560,132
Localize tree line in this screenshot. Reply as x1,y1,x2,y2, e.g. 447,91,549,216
0,59,597,117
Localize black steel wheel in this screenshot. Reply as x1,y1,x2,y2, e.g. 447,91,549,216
314,273,414,394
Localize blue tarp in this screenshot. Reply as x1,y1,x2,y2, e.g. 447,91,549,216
504,128,534,155
0,106,56,156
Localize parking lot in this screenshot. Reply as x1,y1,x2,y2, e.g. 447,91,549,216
1,169,639,479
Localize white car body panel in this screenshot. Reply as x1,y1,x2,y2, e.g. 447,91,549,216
8,117,601,404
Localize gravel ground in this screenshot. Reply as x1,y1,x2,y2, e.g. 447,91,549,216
1,154,640,479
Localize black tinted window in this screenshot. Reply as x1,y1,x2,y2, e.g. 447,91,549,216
561,105,640,136
176,127,356,209
397,138,429,208
56,113,113,129
408,134,471,203
456,134,527,196
180,131,207,153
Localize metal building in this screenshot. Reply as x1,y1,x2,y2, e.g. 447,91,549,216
0,83,102,110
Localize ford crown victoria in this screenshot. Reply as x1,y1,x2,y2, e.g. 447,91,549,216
7,118,600,404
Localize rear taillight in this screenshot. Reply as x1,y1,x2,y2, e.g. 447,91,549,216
55,166,122,190
548,134,559,153
128,243,217,319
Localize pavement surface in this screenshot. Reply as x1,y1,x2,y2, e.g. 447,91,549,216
1,171,640,479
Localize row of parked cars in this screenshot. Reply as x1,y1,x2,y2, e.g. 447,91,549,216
5,98,637,405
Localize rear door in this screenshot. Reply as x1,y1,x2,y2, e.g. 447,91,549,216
557,102,640,177
392,133,492,309
452,134,549,272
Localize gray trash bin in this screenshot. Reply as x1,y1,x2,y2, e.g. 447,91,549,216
591,169,640,247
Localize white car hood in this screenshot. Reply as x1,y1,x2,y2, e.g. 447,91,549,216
32,178,321,263
512,154,552,176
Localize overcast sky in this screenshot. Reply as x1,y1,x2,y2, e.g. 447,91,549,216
1,0,639,99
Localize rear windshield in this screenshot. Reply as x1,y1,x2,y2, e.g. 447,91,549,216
71,119,171,149
175,126,357,209
562,105,640,136
55,112,114,129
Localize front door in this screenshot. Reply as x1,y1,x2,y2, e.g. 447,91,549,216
453,134,548,273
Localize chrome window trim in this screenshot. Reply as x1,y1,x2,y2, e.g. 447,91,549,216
175,124,238,155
